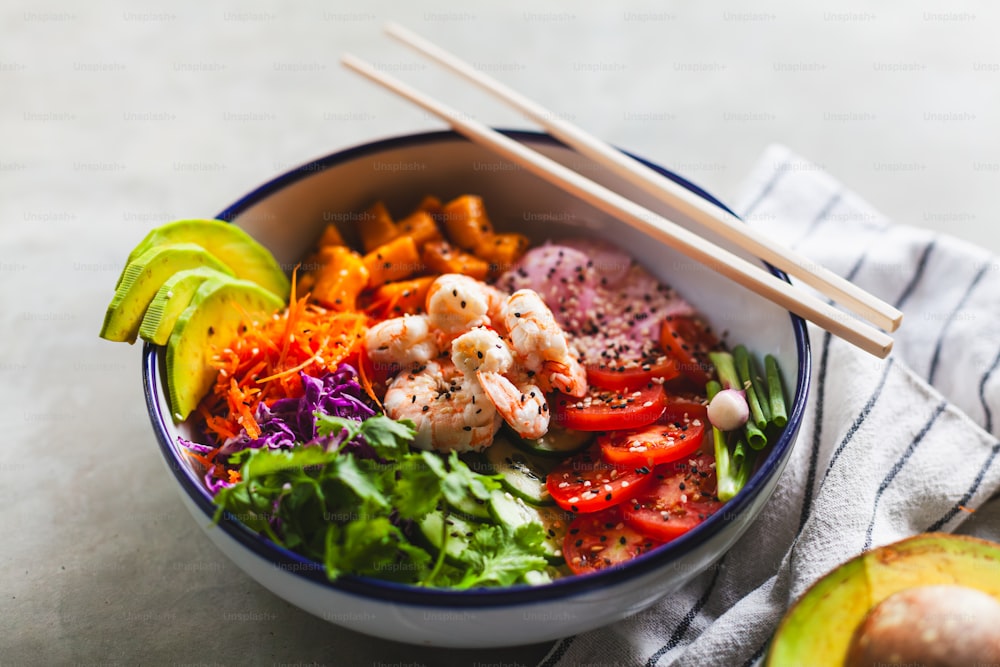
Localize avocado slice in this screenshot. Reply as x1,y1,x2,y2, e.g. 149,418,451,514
138,267,235,346
166,277,284,422
767,533,1000,667
121,218,289,300
100,243,234,343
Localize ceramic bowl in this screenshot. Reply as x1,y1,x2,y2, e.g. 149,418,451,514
143,130,810,648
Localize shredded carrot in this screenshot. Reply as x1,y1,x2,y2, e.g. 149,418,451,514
199,272,370,442
184,449,216,469
356,349,383,410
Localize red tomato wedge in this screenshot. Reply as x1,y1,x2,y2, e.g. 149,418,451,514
598,410,707,467
622,453,722,542
563,506,663,575
546,446,657,513
586,354,679,391
662,391,709,423
659,315,720,388
549,383,666,432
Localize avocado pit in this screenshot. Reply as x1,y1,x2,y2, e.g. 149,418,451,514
844,585,1000,667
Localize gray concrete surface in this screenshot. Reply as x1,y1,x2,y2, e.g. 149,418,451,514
2,1,998,665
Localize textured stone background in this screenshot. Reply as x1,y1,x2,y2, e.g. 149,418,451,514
2,1,997,665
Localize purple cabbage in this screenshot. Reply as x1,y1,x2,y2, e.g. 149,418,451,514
180,362,378,493
220,363,375,455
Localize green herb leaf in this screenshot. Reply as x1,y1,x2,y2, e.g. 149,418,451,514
455,523,549,589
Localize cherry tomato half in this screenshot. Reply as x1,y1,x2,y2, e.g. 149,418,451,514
621,453,722,543
549,383,665,432
659,315,720,388
562,506,663,575
546,445,657,513
585,354,679,392
598,410,706,468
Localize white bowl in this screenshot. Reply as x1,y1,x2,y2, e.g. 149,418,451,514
143,130,810,648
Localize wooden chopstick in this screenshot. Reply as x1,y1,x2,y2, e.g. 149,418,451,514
383,22,902,335
340,53,894,358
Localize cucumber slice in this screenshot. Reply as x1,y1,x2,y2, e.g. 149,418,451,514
417,510,476,565
488,489,570,564
536,504,574,565
522,569,552,586
513,424,594,458
483,436,555,506
446,493,492,522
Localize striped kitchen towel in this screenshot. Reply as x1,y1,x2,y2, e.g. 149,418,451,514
539,144,1000,667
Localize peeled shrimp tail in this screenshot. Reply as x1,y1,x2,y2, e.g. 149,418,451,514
544,351,588,398
503,288,589,398
477,371,550,440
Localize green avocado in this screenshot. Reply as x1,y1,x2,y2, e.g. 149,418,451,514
100,243,234,343
166,276,284,422
138,267,235,346
121,218,289,300
767,533,1000,667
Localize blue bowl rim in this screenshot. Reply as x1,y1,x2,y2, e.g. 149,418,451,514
143,128,811,609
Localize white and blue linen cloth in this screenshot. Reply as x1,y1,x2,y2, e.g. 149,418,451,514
540,145,1000,667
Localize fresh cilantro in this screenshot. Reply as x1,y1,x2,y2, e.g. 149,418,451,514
212,411,549,589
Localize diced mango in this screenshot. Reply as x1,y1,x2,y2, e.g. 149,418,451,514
362,235,421,288
416,195,444,219
368,275,437,317
474,232,530,275
318,223,346,248
358,201,400,253
442,195,493,251
396,210,443,248
311,245,369,310
421,240,489,281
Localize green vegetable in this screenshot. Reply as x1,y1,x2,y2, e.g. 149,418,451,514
708,380,756,501
710,350,766,450
708,349,788,501
766,354,788,428
734,345,771,427
213,413,550,588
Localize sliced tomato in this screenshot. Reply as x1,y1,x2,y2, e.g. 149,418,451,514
586,354,679,391
598,410,706,467
562,506,663,575
549,383,665,432
659,315,720,388
661,391,709,423
546,445,657,513
622,453,722,542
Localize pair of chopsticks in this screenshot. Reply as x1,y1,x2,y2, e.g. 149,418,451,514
342,23,901,358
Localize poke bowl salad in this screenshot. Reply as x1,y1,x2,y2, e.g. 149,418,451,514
98,130,809,644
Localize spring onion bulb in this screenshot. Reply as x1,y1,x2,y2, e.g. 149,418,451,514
708,388,749,432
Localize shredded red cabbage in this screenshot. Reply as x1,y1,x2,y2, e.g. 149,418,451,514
180,363,377,494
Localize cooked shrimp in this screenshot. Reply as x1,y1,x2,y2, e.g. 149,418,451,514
503,289,588,397
451,325,513,376
451,327,550,439
382,360,500,453
478,371,550,439
363,313,439,369
426,273,509,339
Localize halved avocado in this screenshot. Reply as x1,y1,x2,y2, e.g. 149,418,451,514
166,277,284,422
138,266,235,346
120,218,289,299
767,533,1000,667
100,243,234,343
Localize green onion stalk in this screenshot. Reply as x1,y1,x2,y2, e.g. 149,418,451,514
707,349,788,501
